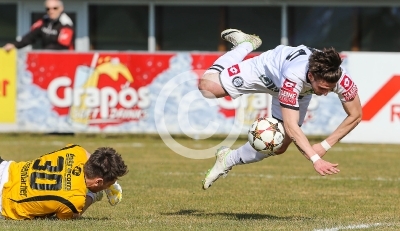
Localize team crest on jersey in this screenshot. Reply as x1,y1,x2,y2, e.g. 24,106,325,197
259,75,279,92
340,75,357,101
72,166,82,176
282,79,297,91
232,76,244,87
228,64,241,76
340,75,354,90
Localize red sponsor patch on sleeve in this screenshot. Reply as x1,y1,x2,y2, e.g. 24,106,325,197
58,27,74,46
282,79,297,91
227,64,240,77
340,75,354,91
342,84,358,101
279,88,298,106
31,20,43,31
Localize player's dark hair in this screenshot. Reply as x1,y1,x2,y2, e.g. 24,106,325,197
84,147,128,183
308,47,342,83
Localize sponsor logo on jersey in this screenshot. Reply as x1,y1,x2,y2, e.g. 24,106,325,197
64,153,75,190
342,84,358,101
282,79,297,91
232,76,244,87
279,88,297,105
259,75,279,92
20,161,32,197
340,75,354,91
72,166,82,176
228,64,240,76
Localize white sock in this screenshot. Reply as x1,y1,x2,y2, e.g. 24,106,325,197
225,142,272,168
204,42,253,74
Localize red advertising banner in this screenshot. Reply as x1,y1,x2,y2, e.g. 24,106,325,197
22,52,266,132
28,53,172,128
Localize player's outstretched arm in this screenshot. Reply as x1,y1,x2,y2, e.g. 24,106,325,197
314,94,362,157
281,107,340,176
13,25,42,49
79,196,94,217
68,191,104,219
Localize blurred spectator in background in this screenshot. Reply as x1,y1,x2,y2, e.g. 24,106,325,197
2,0,74,51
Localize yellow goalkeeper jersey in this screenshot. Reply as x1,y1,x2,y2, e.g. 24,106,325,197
1,144,88,220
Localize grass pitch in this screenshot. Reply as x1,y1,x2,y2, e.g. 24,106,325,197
0,133,399,231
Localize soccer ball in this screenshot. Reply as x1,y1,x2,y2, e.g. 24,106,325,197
248,117,285,153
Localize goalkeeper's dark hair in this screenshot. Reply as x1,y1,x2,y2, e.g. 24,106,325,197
308,47,342,83
84,147,128,182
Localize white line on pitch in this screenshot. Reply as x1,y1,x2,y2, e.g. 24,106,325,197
314,222,398,231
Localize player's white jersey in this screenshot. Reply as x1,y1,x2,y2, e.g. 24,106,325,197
258,44,358,108
218,44,358,125
220,44,358,110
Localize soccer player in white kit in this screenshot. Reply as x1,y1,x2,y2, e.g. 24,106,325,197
199,29,363,190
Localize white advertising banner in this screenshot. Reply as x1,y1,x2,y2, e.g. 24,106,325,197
341,52,400,144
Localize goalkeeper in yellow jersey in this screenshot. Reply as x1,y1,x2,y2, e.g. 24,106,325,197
0,144,128,220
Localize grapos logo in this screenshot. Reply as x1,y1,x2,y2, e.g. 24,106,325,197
154,70,246,159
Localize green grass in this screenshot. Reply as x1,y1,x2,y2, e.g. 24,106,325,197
0,134,399,231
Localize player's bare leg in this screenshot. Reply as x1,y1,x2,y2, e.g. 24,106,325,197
198,73,228,99
198,29,262,99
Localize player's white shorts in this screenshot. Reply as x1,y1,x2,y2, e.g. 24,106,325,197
218,51,311,125
0,160,12,219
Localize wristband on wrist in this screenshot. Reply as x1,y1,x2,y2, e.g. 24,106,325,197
320,140,331,151
310,154,321,163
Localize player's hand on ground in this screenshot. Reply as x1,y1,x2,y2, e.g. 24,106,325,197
312,143,327,157
313,159,340,176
